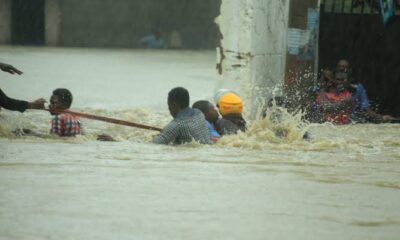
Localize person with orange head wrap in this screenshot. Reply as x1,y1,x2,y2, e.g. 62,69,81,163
214,89,246,135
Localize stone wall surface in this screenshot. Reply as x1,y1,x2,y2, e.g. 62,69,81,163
58,0,221,49
1,0,220,49
217,0,290,117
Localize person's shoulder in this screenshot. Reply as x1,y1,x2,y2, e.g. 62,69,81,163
58,112,72,118
216,118,229,124
216,118,235,127
57,112,80,121
356,83,366,91
192,108,205,117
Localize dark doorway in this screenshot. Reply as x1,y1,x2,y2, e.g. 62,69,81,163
319,1,400,116
12,0,45,45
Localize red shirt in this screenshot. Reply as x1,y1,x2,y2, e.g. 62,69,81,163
317,90,352,125
51,113,83,137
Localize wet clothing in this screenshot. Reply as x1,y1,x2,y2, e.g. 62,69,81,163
215,113,247,135
206,121,220,139
51,113,83,137
317,90,352,125
0,88,29,112
152,107,211,145
351,83,370,122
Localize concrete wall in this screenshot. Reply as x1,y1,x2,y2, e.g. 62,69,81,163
217,0,290,118
1,0,220,49
0,0,11,44
58,0,221,49
45,0,61,46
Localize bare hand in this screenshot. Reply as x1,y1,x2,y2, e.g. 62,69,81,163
28,98,46,109
97,134,116,142
0,62,23,75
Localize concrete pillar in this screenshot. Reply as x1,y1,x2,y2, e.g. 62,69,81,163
0,0,11,44
216,0,290,118
45,0,61,46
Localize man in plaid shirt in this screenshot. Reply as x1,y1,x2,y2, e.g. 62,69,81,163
49,88,83,137
152,87,211,145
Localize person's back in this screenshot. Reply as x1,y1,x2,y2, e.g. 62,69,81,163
216,114,246,135
154,107,210,144
152,87,211,145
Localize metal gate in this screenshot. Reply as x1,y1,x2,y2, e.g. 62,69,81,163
318,0,400,115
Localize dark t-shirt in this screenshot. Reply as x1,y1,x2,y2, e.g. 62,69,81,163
215,113,247,135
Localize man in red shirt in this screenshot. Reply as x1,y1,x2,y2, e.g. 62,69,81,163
317,72,352,124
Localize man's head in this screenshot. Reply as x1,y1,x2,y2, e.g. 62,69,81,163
49,88,73,114
192,100,219,123
334,72,349,92
168,87,189,118
337,59,350,73
320,68,335,88
216,91,243,117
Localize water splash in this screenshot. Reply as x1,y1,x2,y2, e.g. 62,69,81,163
217,103,310,149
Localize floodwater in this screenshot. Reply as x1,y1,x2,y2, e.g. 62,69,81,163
1,46,400,240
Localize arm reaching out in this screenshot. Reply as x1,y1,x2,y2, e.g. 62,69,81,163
0,62,23,75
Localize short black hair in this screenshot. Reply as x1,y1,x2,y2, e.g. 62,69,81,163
53,88,73,108
192,100,211,113
168,87,189,108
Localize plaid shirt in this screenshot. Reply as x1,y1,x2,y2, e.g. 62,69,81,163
153,108,211,145
50,113,83,137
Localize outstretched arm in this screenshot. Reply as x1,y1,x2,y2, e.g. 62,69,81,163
0,89,46,112
0,62,23,75
0,88,29,112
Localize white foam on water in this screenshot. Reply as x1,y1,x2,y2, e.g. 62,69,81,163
1,46,400,240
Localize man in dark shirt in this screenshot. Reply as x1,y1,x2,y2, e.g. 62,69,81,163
0,62,45,112
152,87,211,145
